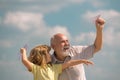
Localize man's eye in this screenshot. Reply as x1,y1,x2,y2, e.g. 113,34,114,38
61,41,65,43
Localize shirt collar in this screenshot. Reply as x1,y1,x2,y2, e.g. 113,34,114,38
52,52,71,64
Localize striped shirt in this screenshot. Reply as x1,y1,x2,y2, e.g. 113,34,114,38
52,45,94,80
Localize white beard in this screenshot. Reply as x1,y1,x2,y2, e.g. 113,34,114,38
62,51,69,56
62,47,70,56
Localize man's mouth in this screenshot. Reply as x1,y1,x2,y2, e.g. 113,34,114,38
63,46,70,51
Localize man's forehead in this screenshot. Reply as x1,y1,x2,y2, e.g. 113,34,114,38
56,35,68,40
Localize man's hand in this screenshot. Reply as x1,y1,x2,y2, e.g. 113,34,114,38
93,16,105,53
95,17,105,29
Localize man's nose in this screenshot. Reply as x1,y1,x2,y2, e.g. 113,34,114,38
65,41,69,45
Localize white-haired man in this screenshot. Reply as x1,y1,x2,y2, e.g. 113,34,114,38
50,17,105,80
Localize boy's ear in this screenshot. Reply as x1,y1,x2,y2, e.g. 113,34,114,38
47,46,51,51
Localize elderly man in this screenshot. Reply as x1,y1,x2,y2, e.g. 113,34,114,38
50,17,105,80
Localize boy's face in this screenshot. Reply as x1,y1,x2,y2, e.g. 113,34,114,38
45,52,51,63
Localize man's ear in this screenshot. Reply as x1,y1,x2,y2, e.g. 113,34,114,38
52,45,55,50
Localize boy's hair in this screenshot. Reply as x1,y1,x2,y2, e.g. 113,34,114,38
28,45,51,67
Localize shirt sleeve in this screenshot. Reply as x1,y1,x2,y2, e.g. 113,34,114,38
31,63,36,74
53,64,62,74
72,44,95,60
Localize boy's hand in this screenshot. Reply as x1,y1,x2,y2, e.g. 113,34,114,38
20,48,26,54
81,59,94,65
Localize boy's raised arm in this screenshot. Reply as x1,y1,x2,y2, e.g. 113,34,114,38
62,59,94,70
20,48,33,71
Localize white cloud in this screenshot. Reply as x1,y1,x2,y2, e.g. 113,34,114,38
0,40,13,48
2,11,71,42
82,10,120,22
104,27,120,47
74,32,95,44
68,0,85,3
80,10,120,79
3,10,120,48
89,0,105,7
82,10,120,47
3,12,45,32
34,0,85,13
0,0,85,14
48,25,71,39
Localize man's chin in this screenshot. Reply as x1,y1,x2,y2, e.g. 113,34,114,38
62,51,69,56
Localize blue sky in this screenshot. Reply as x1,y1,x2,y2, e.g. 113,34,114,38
0,0,120,80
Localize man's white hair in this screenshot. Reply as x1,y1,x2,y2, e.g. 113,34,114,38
50,36,55,48
50,33,64,48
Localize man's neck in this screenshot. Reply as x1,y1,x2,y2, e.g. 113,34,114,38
54,52,67,61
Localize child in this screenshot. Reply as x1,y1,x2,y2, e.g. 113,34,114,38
20,45,93,80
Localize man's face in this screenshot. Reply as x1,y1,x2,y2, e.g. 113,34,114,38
54,35,70,55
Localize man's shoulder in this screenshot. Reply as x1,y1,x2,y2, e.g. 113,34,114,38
69,45,85,52
72,45,87,48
